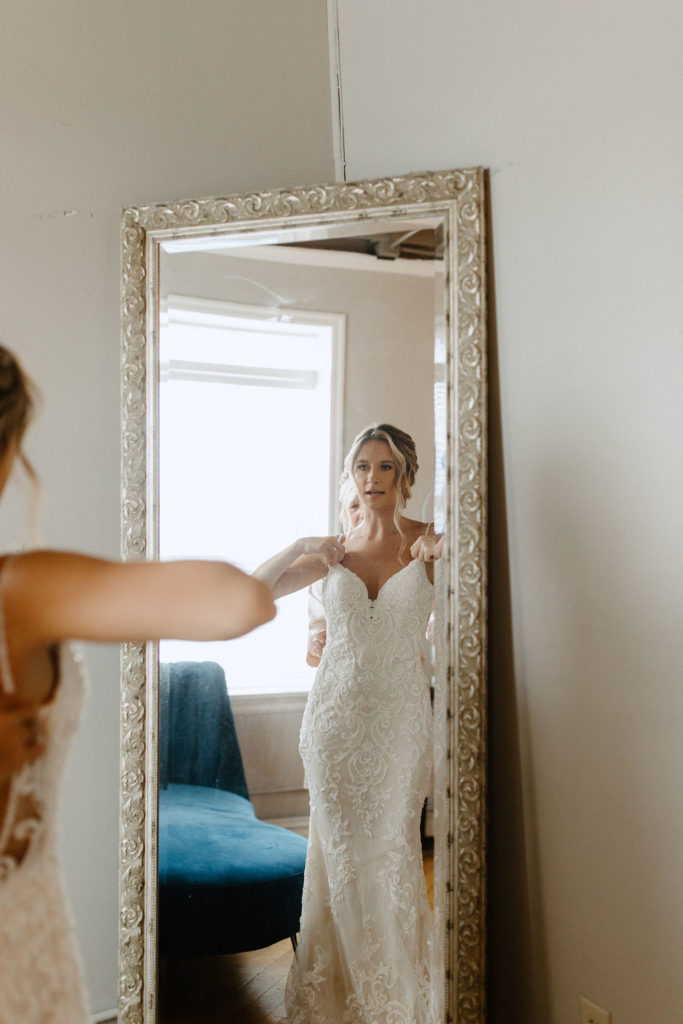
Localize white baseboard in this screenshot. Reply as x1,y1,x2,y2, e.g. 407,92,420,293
231,691,308,714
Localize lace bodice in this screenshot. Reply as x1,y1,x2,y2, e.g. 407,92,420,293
317,559,433,684
287,557,436,1024
0,559,89,1023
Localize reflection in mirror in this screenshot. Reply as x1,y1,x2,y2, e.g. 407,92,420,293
120,170,487,1024
157,222,443,1023
158,221,441,694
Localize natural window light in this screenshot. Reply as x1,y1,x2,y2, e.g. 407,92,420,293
159,295,345,695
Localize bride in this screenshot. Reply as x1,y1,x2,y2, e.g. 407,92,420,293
254,423,442,1024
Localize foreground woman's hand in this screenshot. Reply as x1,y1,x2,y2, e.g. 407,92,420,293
0,704,46,782
253,536,346,599
410,534,445,562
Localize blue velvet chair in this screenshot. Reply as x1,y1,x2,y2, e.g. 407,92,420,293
158,661,308,956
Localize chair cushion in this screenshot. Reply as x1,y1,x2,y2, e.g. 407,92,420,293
159,784,307,885
158,783,308,955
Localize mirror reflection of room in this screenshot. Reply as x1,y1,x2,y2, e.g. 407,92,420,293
157,226,443,1022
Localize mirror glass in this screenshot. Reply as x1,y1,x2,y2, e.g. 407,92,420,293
119,170,487,1024
157,219,443,691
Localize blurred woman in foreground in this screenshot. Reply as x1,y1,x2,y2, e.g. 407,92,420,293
0,344,274,1023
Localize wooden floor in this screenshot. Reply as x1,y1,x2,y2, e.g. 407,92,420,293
425,843,434,909
159,847,434,1024
159,937,294,1023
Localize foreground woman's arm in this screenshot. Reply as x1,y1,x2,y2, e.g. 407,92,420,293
253,537,345,599
4,551,276,647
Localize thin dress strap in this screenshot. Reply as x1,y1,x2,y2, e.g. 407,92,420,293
0,556,16,695
424,521,433,536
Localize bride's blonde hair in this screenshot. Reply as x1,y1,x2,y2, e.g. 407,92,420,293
339,423,419,563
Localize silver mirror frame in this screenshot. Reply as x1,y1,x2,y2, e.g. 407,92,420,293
120,167,487,1024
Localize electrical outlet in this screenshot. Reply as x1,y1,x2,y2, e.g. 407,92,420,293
580,995,612,1024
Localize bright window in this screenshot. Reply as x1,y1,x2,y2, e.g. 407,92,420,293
158,295,345,695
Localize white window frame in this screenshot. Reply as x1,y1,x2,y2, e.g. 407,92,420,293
158,293,346,697
161,293,346,532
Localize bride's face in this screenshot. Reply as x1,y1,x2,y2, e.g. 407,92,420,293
352,440,398,513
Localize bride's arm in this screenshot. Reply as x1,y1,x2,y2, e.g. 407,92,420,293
253,537,345,599
306,581,326,667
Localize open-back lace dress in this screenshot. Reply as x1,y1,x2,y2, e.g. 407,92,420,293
286,557,435,1024
0,559,89,1024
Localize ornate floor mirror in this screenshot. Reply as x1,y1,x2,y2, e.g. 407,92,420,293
120,168,487,1024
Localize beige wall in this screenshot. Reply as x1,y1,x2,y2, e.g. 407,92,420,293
0,0,334,1014
232,694,309,829
5,0,681,1019
337,1,683,1022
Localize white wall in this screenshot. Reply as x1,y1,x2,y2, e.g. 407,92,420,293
336,2,683,1022
0,0,334,1014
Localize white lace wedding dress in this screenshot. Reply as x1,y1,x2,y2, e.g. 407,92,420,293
286,557,435,1024
0,565,89,1023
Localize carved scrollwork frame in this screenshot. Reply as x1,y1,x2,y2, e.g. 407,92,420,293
120,167,487,1023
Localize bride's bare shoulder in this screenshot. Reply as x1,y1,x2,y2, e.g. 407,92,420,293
400,517,431,540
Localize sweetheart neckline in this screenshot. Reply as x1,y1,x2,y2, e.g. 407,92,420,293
332,558,430,602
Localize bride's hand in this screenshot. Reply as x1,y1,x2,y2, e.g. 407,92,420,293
298,536,346,566
410,534,445,562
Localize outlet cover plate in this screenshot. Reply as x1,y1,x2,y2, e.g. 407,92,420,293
580,996,612,1024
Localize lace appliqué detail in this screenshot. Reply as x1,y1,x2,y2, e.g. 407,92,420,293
287,560,436,1024
0,643,89,1024
0,762,45,879
343,920,433,1024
